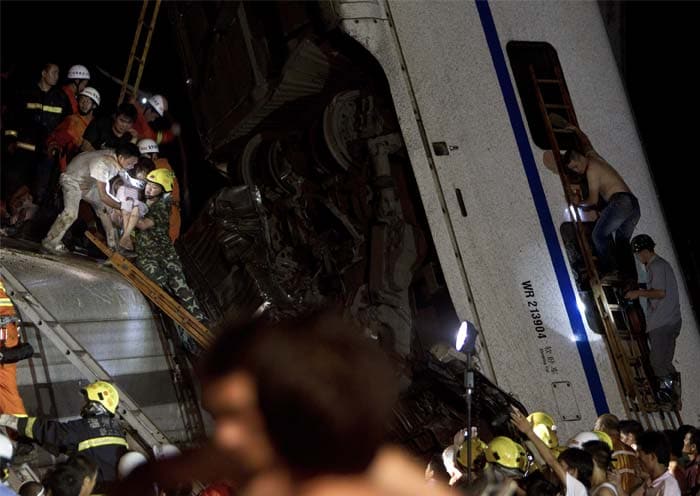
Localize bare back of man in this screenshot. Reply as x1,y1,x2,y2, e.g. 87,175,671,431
562,123,640,277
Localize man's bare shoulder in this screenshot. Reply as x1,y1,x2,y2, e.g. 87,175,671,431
299,476,387,496
369,446,458,496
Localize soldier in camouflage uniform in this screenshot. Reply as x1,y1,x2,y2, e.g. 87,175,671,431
134,168,206,355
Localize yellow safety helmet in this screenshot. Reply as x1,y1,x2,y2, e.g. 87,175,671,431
593,430,614,450
146,169,174,193
82,381,119,415
456,437,488,470
527,411,559,449
485,436,529,473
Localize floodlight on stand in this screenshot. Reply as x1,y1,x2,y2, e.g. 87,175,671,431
455,320,478,354
454,320,479,485
456,321,468,351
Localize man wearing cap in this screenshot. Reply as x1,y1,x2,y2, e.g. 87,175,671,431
624,234,682,404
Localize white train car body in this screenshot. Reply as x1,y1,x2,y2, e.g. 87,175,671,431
333,0,700,437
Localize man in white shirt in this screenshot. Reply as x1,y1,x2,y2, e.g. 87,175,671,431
42,143,140,254
633,431,681,496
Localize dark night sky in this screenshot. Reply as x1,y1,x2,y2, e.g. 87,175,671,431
1,1,698,317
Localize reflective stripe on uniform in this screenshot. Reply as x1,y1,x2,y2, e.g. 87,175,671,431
24,417,37,439
25,102,64,113
78,436,128,451
16,142,37,152
0,298,13,306
156,131,163,144
42,105,64,114
3,130,18,137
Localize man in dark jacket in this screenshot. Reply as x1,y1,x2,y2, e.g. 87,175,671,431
2,62,71,206
0,380,127,491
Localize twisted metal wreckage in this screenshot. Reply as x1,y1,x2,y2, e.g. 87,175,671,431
169,1,525,457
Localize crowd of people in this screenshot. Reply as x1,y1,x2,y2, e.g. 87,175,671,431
443,411,699,496
0,62,207,355
1,310,698,496
1,62,180,242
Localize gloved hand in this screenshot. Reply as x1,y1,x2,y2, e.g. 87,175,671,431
0,414,19,431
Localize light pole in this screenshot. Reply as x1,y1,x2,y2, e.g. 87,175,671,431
455,320,478,485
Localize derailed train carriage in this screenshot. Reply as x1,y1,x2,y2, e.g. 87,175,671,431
168,0,700,453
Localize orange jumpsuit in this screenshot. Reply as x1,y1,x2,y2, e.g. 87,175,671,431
155,157,181,241
0,277,27,415
133,101,176,145
47,113,93,171
61,84,79,114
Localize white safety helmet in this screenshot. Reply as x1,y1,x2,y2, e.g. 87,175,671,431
153,443,181,460
67,64,90,80
567,431,600,449
117,451,148,479
0,433,12,461
147,94,168,116
79,87,101,107
137,138,159,156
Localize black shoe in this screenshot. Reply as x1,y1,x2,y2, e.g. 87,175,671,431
11,441,38,464
656,375,681,407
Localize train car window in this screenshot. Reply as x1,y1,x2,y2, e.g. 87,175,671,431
506,41,576,151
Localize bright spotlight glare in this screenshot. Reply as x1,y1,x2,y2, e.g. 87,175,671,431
141,97,148,104
455,321,467,351
577,299,586,313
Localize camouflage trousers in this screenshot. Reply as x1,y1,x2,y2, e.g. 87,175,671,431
137,252,207,356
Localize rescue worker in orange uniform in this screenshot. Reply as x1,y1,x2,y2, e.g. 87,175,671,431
137,138,181,241
132,94,179,146
0,276,27,416
47,87,100,172
61,65,90,115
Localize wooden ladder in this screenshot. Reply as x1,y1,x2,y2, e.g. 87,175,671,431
118,0,162,104
85,232,213,349
528,64,682,429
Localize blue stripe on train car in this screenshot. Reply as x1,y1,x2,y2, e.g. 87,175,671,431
475,0,609,415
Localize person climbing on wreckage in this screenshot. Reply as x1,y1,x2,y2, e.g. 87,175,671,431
132,168,207,356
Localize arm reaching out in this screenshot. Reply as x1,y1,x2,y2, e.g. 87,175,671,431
96,181,122,210
510,407,568,486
